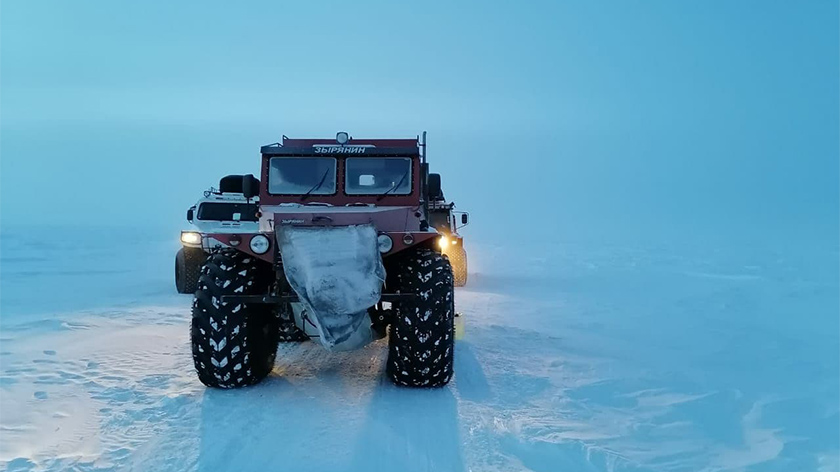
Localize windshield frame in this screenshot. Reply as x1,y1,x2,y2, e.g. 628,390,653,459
267,156,338,196
344,157,413,196
257,148,422,207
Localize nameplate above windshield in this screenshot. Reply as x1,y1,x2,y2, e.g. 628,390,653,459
313,145,374,154
260,145,419,156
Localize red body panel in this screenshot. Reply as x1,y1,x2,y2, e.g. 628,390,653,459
280,138,419,148
202,135,439,264
207,233,274,263
208,230,438,263
270,206,419,232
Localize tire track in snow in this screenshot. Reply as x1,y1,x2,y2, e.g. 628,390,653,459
1,250,831,472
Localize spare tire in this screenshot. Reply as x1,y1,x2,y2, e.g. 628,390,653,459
219,175,247,193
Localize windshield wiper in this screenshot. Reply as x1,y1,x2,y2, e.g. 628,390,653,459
377,170,409,201
300,169,331,201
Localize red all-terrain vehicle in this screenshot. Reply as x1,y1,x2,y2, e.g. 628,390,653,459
190,132,456,389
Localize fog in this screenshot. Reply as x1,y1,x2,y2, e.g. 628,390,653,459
2,3,839,471
2,0,838,244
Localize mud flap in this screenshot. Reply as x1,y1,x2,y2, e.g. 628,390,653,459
455,312,465,340
276,224,385,351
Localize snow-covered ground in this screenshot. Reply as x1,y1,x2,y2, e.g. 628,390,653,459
1,226,837,472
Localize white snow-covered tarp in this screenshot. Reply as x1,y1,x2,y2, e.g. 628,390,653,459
276,224,385,351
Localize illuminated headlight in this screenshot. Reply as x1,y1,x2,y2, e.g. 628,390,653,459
249,234,270,254
181,231,201,245
336,131,350,144
377,234,393,253
438,236,449,248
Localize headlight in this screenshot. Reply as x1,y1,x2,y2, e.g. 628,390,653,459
181,231,201,245
249,234,270,254
377,234,393,253
438,235,449,248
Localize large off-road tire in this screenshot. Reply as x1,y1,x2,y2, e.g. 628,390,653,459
277,304,309,342
190,250,279,388
447,246,468,287
387,248,455,387
175,247,204,294
278,320,308,342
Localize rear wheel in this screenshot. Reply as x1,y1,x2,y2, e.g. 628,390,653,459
175,247,204,294
387,248,455,387
277,302,309,342
190,250,279,388
447,246,468,287
278,321,308,342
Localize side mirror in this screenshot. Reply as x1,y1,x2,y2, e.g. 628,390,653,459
186,207,195,222
428,173,442,200
242,174,260,200
461,213,469,225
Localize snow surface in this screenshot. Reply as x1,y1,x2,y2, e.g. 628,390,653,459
0,227,837,472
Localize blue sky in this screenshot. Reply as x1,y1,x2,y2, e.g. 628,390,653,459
2,0,838,240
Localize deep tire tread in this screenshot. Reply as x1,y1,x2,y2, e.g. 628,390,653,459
190,250,278,388
448,246,468,287
277,306,309,342
387,248,455,388
176,247,204,294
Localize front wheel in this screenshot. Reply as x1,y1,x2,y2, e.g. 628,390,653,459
387,248,455,387
447,246,468,287
277,302,309,342
190,250,278,388
175,247,204,294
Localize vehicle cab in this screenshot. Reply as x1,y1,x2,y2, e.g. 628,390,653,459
180,183,260,249
208,132,445,262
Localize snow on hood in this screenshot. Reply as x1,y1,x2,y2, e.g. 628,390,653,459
276,224,385,351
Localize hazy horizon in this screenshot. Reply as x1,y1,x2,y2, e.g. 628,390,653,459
2,1,838,242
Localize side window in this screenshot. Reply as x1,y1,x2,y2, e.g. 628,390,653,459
197,203,258,221
429,210,450,231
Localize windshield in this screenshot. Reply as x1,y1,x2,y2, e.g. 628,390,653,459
269,157,337,195
345,158,412,195
428,209,452,232
197,202,258,222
